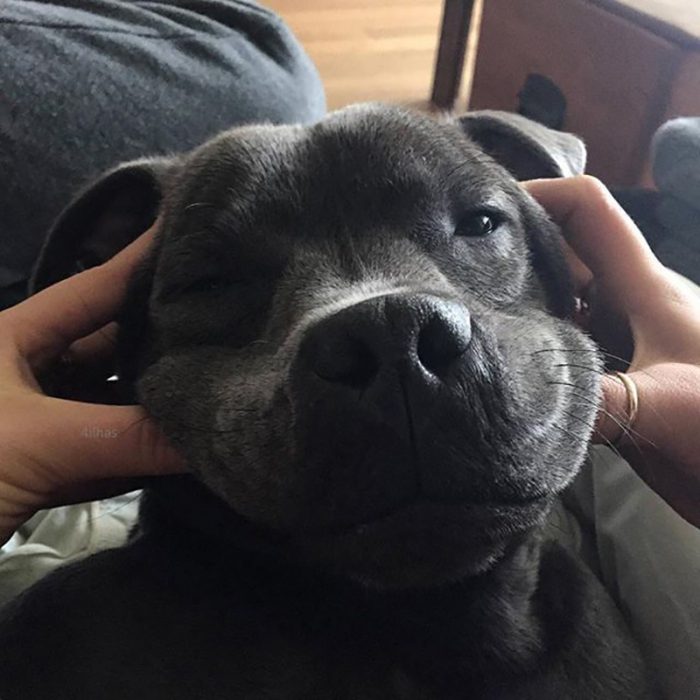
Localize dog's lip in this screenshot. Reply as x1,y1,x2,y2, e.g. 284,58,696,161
307,493,550,539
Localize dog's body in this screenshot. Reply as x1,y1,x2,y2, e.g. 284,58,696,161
0,485,648,699
0,105,653,698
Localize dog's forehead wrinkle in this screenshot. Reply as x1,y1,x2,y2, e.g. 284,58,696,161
266,239,459,353
191,122,304,163
297,237,450,293
307,104,481,185
173,123,305,214
160,107,531,263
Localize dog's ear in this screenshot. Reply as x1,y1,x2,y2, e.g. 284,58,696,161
30,158,178,401
30,157,176,293
458,110,586,179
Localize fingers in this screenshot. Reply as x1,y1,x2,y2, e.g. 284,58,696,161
4,225,157,367
595,371,662,447
48,477,147,509
524,176,663,315
595,373,634,444
62,322,119,368
559,239,593,294
596,368,700,528
37,398,185,481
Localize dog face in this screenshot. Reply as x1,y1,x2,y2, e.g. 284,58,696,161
34,105,599,588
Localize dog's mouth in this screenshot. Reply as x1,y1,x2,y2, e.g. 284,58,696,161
303,490,551,538
291,493,551,589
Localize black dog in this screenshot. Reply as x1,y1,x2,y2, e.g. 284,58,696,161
0,105,653,698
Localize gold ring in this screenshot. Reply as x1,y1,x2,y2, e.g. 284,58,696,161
613,371,639,440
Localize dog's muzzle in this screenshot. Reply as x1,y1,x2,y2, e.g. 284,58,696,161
297,294,472,409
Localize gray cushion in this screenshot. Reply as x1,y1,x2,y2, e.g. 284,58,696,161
0,0,325,308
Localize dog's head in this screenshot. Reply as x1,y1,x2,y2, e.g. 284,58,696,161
33,105,598,588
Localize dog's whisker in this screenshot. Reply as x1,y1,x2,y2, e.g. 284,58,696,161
550,421,591,449
122,412,258,438
531,346,631,367
555,404,630,466
551,362,605,374
531,347,592,356
540,356,669,450
560,409,626,462
560,408,597,435
548,380,655,451
548,380,633,444
533,347,664,389
562,408,661,493
183,201,216,212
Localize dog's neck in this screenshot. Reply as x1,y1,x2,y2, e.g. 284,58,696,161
137,476,547,685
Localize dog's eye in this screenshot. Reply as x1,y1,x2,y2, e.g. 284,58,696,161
181,276,227,296
455,212,500,237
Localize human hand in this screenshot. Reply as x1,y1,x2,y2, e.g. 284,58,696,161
525,176,700,527
0,226,185,546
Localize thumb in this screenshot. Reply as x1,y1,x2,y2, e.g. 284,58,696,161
596,368,680,456
594,372,642,446
37,397,186,483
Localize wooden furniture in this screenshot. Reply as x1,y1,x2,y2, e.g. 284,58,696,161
453,0,700,185
431,0,479,108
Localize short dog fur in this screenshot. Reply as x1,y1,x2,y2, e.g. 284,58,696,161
0,105,653,698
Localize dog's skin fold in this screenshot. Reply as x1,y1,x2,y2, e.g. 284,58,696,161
0,105,653,698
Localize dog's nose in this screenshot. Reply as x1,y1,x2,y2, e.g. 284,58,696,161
300,294,471,388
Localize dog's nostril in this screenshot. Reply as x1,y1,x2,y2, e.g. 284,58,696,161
310,335,379,388
301,296,472,390
416,308,472,377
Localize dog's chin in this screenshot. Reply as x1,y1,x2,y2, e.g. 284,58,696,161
294,498,551,590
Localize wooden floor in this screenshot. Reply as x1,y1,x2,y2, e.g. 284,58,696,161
265,0,444,110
